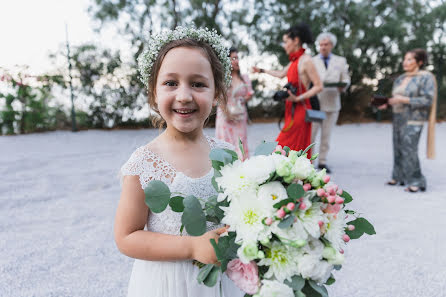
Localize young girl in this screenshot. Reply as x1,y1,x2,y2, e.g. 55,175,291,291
115,27,244,297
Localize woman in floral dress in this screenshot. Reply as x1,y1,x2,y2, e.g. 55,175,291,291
216,47,254,159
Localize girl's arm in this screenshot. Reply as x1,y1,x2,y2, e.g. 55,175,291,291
114,175,226,264
252,63,290,79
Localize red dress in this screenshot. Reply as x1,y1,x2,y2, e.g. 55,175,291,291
276,48,312,156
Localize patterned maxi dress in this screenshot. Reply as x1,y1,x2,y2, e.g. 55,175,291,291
391,71,436,188
215,74,253,159
120,136,244,297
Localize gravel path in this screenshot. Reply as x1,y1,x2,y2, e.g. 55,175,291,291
1,122,445,297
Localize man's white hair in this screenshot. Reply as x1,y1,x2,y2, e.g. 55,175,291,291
316,32,337,47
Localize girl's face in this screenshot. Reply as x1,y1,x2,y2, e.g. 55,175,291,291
403,52,421,73
282,34,300,55
155,47,216,135
230,52,239,72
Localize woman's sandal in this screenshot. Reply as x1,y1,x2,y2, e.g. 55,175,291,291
404,186,426,193
387,180,405,186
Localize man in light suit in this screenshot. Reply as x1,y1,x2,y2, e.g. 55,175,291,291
311,32,350,173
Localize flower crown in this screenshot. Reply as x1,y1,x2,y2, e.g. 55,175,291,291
137,26,232,89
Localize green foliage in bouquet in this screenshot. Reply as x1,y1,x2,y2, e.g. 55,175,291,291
144,141,375,297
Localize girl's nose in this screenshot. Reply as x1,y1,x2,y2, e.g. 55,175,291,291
175,85,193,103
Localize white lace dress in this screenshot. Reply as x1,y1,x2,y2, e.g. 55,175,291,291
120,136,244,297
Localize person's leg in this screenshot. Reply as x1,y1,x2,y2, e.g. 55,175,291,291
401,124,426,190
318,111,339,166
391,114,404,184
311,121,321,162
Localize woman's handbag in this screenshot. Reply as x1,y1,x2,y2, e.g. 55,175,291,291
305,109,326,123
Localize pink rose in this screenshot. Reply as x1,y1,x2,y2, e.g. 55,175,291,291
226,259,260,294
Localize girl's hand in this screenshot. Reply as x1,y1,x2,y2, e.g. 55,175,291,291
190,227,228,264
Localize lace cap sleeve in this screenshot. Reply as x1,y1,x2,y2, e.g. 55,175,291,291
120,146,176,188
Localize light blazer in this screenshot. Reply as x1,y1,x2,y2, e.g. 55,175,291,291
312,54,351,112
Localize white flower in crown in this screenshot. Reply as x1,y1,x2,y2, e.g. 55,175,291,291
137,26,232,89
221,192,270,243
258,241,301,282
324,210,347,250
257,280,294,297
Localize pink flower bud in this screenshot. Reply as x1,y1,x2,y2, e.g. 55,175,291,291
335,197,345,204
265,217,273,225
275,145,282,152
339,249,344,254
299,202,307,210
337,188,343,195
277,209,286,218
317,188,325,197
343,234,350,242
323,175,330,183
328,187,337,196
281,150,286,156
303,183,312,191
327,195,336,203
318,220,324,227
348,225,355,231
287,202,295,211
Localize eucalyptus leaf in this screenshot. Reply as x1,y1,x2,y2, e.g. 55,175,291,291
350,217,376,235
278,215,295,229
295,291,306,297
203,265,220,287
284,275,305,291
144,180,171,213
169,196,184,212
308,280,328,297
340,190,353,203
181,195,206,236
287,184,305,199
273,198,294,209
197,264,214,284
254,141,277,156
224,148,239,162
210,148,233,164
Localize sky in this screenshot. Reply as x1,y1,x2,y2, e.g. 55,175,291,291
0,0,122,74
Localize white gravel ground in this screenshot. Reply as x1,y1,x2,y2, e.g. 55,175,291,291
1,122,445,297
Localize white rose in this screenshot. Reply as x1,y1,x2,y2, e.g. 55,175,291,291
297,255,333,284
257,181,288,212
257,280,294,297
242,155,276,184
291,156,314,180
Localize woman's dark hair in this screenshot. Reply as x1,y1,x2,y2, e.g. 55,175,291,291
407,48,428,69
285,23,313,45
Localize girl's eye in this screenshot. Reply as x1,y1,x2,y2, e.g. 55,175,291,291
164,81,177,87
192,82,206,88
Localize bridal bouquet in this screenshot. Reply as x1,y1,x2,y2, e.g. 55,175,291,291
144,141,375,297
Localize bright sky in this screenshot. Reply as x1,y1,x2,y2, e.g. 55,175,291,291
0,0,121,74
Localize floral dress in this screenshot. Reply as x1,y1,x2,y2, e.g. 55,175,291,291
215,74,253,160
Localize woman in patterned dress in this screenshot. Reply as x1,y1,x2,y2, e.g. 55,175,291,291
215,47,254,159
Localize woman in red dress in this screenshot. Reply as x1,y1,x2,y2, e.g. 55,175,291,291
253,23,322,156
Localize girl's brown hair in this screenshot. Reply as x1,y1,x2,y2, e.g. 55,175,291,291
147,38,228,128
